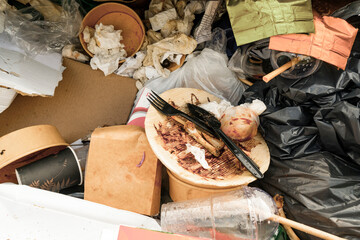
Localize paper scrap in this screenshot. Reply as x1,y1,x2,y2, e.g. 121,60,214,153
149,8,178,32
84,23,127,76
115,51,146,78
226,0,315,46
186,143,209,170
62,44,89,62
90,52,124,76
200,100,232,120
269,13,359,70
160,52,182,65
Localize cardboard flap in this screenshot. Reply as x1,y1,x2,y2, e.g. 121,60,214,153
0,58,138,143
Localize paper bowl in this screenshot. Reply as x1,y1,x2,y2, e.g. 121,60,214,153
0,125,68,183
167,170,245,202
79,2,145,63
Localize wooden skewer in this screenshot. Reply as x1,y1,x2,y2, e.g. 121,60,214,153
263,57,301,82
273,195,300,240
238,77,253,86
268,214,346,240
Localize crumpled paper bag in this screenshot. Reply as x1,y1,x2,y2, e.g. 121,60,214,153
269,13,358,70
226,0,315,46
84,125,162,216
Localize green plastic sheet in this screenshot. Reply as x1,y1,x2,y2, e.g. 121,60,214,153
226,0,315,46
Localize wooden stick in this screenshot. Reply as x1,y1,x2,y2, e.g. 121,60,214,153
273,195,300,240
238,78,253,86
277,208,300,240
263,57,301,82
268,214,346,240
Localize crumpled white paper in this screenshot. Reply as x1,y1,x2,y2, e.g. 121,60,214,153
90,52,124,76
94,24,124,49
160,52,183,65
149,8,178,31
84,23,127,76
133,66,162,90
115,51,146,78
62,44,89,62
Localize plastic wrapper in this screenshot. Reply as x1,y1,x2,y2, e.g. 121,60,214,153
143,48,246,105
4,0,82,55
241,2,360,238
228,39,273,81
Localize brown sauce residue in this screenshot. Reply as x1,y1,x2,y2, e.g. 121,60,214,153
190,93,201,105
155,119,247,180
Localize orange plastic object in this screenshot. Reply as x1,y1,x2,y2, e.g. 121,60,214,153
79,3,145,63
269,13,358,70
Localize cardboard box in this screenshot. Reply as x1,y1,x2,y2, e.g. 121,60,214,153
84,125,162,216
0,58,138,143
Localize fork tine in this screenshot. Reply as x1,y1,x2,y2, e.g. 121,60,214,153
150,90,167,105
147,97,163,112
148,94,164,108
147,95,163,108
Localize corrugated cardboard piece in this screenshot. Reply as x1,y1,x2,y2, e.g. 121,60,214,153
0,58,138,143
226,0,314,46
84,125,162,216
269,13,358,70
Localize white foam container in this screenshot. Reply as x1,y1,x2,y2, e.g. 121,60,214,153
0,87,17,114
0,183,161,239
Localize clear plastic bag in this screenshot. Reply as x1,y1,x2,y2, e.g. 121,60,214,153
4,0,82,55
228,39,272,81
143,48,246,105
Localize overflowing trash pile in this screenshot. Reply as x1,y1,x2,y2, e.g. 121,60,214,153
0,0,359,239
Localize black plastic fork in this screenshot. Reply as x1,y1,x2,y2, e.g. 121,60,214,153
147,91,217,136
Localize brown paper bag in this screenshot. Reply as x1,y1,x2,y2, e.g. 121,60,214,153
84,125,161,216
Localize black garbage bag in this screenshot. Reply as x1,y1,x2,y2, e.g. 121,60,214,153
241,0,360,164
258,152,360,240
242,1,360,239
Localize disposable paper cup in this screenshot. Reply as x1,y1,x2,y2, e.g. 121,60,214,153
168,170,245,202
16,146,83,192
79,2,145,63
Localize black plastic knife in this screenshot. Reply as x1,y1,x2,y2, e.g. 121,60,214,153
187,103,264,179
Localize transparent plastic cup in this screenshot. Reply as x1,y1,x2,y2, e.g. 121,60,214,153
161,186,278,240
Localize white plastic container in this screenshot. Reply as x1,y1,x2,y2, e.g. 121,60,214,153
0,183,160,240
0,87,17,114
161,186,278,240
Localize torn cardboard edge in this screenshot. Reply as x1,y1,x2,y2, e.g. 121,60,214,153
0,58,138,144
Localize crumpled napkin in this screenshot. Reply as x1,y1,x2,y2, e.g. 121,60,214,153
226,0,315,46
269,13,358,70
